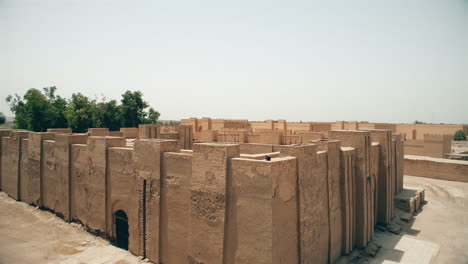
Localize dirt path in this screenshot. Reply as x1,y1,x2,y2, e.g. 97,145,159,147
0,192,147,264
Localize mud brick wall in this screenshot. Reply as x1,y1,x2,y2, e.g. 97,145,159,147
88,128,110,136
369,143,380,242
248,131,282,145
0,137,10,192
329,130,371,248
276,144,330,263
134,139,180,262
47,128,72,133
19,139,29,202
320,140,343,263
54,134,88,220
120,127,139,138
1,131,30,200
340,147,355,254
25,132,56,205
41,140,58,213
0,129,12,190
107,147,140,255
70,144,89,222
70,136,123,233
177,125,193,149
395,135,404,193
367,130,394,225
316,151,331,262
160,152,192,264
239,143,274,154
405,155,468,182
226,157,298,264
188,143,239,264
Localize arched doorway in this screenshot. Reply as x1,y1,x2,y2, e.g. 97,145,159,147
114,210,129,250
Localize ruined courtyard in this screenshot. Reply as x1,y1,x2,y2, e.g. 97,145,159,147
0,119,467,263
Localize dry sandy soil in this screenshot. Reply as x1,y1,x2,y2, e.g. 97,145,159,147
0,192,147,264
0,175,467,264
337,175,468,264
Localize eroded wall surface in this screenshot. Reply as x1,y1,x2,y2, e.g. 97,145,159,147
0,126,408,264
1,131,30,200
0,129,12,190
25,132,55,205
19,139,29,202
107,147,140,255
405,155,468,182
328,130,372,247
160,152,192,264
227,157,298,264
188,143,239,264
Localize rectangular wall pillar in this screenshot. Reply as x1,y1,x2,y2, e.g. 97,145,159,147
178,125,193,150
394,134,404,193
160,152,192,264
0,129,12,190
329,130,371,248
51,134,88,220
226,157,298,264
1,130,30,200
188,143,240,264
340,147,355,254
276,144,330,264
134,139,180,262
19,138,29,202
24,132,55,205
366,130,394,224
316,140,343,263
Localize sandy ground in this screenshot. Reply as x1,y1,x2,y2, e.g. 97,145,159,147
337,175,468,264
0,192,147,264
0,175,467,264
404,176,468,264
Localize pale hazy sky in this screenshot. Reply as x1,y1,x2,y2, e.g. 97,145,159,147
1,0,467,123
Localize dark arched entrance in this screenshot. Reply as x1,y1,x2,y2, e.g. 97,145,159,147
114,210,129,250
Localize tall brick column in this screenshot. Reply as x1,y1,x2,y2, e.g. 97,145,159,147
188,143,239,264
134,139,180,262
1,130,30,200
225,156,298,264
329,130,371,248
25,132,55,205
0,129,12,190
276,144,330,264
53,134,87,220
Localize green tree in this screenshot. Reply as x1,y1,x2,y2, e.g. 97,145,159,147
0,112,5,125
6,88,62,131
93,99,122,131
414,120,426,124
120,90,158,127
65,93,95,133
454,130,467,141
144,107,160,124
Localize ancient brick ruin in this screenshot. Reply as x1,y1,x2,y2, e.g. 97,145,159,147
0,122,415,263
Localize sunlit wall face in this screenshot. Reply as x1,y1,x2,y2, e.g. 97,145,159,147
1,0,467,124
